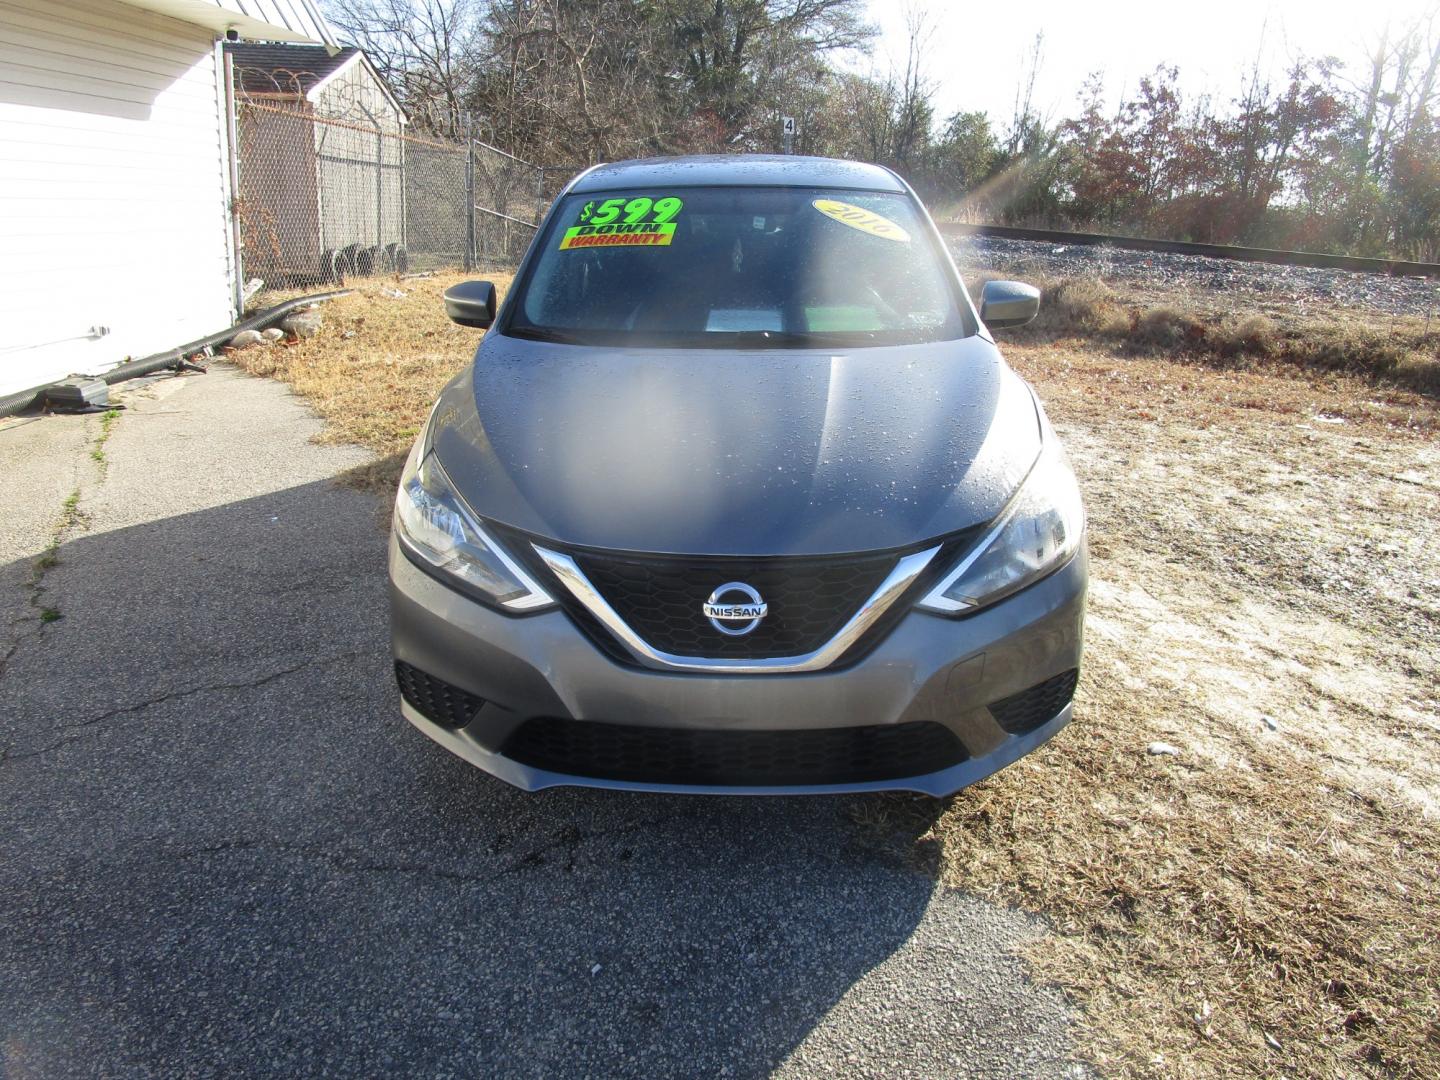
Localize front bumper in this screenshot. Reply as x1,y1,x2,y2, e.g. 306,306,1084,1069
389,536,1087,796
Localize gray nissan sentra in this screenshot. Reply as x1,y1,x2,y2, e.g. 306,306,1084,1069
389,155,1087,795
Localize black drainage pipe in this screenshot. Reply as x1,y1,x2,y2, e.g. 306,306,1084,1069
0,290,352,420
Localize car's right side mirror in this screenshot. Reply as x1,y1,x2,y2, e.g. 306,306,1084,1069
444,280,498,328
979,280,1041,330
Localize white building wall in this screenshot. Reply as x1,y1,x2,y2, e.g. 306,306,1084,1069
0,0,236,397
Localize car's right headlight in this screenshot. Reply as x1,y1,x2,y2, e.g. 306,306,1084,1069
916,431,1084,614
394,442,554,613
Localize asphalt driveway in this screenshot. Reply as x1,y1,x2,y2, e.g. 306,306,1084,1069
0,367,1079,1078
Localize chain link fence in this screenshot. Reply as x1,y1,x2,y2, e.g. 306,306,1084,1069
233,73,561,287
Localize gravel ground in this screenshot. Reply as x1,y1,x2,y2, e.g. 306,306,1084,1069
950,235,1440,320
0,368,1082,1079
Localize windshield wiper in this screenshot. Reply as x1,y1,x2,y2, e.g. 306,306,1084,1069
728,330,880,348
504,325,588,345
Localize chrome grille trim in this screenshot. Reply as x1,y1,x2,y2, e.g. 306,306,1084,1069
531,544,942,675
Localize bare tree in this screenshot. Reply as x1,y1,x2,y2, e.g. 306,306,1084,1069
476,0,672,162
1006,32,1045,156
659,0,873,131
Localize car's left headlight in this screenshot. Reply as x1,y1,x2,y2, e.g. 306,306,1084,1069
394,442,554,613
917,430,1084,614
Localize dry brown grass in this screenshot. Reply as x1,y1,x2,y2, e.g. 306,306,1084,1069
969,273,1440,394
237,271,1440,1078
232,270,511,491
922,674,1439,1078
914,340,1440,1077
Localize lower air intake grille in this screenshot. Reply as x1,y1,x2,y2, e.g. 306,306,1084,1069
395,661,484,729
987,669,1079,735
501,718,967,786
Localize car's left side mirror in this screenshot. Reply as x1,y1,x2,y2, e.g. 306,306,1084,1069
444,280,498,328
979,280,1041,330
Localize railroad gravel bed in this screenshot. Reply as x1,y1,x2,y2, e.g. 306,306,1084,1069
951,234,1440,320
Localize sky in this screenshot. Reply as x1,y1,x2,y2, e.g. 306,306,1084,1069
861,0,1439,127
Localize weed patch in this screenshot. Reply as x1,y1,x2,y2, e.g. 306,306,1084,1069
89,408,120,469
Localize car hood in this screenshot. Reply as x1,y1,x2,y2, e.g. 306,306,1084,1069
429,333,1040,557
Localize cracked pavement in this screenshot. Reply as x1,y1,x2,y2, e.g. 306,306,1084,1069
0,366,1081,1078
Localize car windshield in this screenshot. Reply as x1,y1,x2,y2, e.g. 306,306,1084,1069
506,185,967,348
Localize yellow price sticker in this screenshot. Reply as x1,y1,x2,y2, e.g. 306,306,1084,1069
811,199,911,243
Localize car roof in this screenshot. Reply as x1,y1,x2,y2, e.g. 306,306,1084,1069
569,155,909,195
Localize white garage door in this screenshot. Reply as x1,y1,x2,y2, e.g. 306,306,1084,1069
0,0,236,398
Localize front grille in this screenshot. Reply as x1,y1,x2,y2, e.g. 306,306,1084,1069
987,669,1079,735
502,717,968,786
568,549,899,660
395,661,485,728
